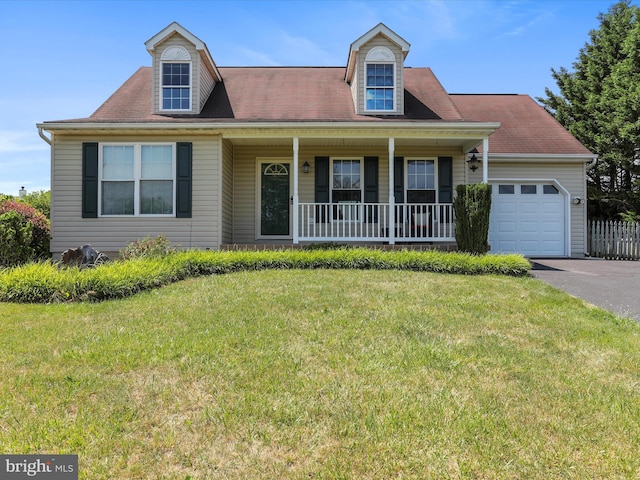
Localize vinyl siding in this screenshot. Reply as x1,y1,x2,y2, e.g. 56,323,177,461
152,36,199,115
199,58,215,112
487,161,587,257
354,37,404,115
349,64,358,113
50,134,220,256
221,139,234,243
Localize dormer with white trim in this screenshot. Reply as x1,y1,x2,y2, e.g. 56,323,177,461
345,23,410,116
145,22,222,115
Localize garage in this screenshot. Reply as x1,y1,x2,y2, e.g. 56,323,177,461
489,182,567,257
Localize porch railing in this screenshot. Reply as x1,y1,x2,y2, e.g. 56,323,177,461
298,203,455,242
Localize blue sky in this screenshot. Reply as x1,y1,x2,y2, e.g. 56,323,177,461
0,0,616,194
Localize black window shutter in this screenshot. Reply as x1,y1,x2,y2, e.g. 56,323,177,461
314,156,330,203
393,156,404,203
176,142,192,218
82,142,99,218
364,156,379,222
314,156,330,223
438,156,453,203
363,156,379,203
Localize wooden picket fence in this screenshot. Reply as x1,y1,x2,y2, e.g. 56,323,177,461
588,220,640,260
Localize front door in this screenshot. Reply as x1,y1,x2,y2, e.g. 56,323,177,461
259,161,291,238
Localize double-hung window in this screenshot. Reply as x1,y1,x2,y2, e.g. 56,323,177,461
162,62,191,110
332,159,362,220
406,159,436,203
366,63,394,111
100,144,175,216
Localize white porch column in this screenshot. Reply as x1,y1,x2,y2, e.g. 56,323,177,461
482,137,489,184
388,137,395,245
292,137,299,244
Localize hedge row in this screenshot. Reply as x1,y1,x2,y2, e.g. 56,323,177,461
0,248,531,303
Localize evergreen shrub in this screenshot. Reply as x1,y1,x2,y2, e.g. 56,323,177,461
454,184,492,254
0,211,34,267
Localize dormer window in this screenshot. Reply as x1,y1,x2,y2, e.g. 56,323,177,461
366,64,394,111
162,63,191,110
363,46,398,113
147,23,222,115
160,46,192,111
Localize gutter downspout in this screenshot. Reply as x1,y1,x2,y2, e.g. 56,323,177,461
38,127,51,145
586,155,598,170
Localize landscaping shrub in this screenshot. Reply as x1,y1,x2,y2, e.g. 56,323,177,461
0,211,34,267
1,190,51,218
454,183,492,254
0,248,530,304
120,234,175,259
0,199,50,261
303,242,352,250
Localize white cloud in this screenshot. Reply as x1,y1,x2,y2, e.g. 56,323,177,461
488,1,554,38
398,0,460,40
236,47,282,66
276,31,339,65
235,30,340,66
0,130,48,153
0,151,50,195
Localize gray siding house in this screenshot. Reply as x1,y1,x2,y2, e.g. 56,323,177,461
38,22,596,258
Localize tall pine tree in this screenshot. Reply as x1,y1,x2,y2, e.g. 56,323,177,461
539,1,640,219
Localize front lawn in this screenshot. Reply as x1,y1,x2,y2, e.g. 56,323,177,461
1,269,639,478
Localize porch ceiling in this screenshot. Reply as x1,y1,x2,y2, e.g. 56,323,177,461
228,136,483,151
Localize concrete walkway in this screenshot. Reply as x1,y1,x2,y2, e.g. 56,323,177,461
530,258,640,321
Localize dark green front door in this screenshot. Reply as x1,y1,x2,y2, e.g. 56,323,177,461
260,162,290,236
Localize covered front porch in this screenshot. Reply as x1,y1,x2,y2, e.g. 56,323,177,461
223,125,496,246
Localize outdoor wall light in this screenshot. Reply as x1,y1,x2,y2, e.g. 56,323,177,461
572,196,583,205
302,161,310,174
467,153,481,172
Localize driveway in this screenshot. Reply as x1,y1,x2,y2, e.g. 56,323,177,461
530,258,640,321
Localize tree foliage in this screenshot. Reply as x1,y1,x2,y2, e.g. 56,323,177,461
21,190,50,219
0,190,50,219
538,1,640,219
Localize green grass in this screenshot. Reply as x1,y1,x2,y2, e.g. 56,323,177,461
1,269,639,479
0,249,530,303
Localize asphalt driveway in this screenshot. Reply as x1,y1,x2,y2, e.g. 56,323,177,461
530,258,640,321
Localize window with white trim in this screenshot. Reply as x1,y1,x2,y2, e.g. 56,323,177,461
332,159,362,220
406,159,436,203
366,63,394,111
100,144,175,216
161,62,191,110
332,159,362,202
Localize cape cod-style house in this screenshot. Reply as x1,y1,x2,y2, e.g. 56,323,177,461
38,22,596,258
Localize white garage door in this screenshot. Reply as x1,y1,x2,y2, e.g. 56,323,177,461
489,183,566,257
